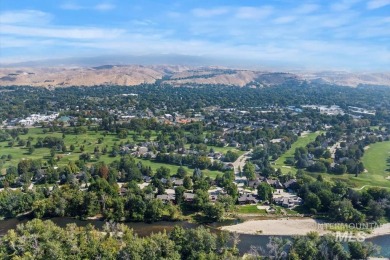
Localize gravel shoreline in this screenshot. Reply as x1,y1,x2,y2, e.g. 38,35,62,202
220,218,390,238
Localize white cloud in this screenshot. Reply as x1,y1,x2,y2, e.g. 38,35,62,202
95,3,116,11
331,0,361,11
166,11,182,18
273,16,296,24
235,6,273,19
192,7,229,17
1,29,389,70
60,3,84,10
131,19,155,26
1,2,389,70
0,10,52,25
0,36,54,48
299,11,359,29
60,2,115,11
1,25,125,39
367,0,390,9
294,4,320,14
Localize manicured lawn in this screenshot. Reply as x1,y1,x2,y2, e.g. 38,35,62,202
359,141,390,188
0,127,224,178
273,131,323,174
237,204,302,215
362,141,390,178
210,146,245,156
237,204,266,214
307,141,390,189
184,144,244,156
134,158,222,179
0,127,126,172
270,130,390,189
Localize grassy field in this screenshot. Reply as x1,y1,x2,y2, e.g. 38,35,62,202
270,130,390,189
0,127,120,170
273,131,323,174
362,141,390,179
356,141,390,188
184,144,244,156
236,204,300,215
0,127,224,178
308,141,390,189
237,204,266,214
133,158,222,179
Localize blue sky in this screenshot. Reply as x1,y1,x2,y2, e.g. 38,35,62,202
0,0,389,70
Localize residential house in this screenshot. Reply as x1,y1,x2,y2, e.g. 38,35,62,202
222,163,234,171
143,176,152,183
183,192,195,202
208,187,226,202
266,179,284,189
156,194,175,203
274,195,302,208
172,178,184,186
138,146,148,155
213,153,223,160
283,179,298,190
247,178,262,189
119,187,128,196
238,193,259,204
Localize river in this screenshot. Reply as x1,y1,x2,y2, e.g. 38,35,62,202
0,217,389,257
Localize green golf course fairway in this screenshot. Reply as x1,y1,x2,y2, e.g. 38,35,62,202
315,141,390,190
273,131,322,174
359,141,390,189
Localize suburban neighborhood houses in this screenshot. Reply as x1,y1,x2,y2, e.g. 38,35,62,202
0,80,390,259
0,84,389,244
150,149,303,211
1,101,388,217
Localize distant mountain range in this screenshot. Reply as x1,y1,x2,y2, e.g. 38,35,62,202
0,57,389,88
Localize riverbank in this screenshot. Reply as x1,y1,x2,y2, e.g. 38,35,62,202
0,216,389,257
220,218,390,238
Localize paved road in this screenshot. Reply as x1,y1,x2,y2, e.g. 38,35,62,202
232,150,252,174
329,140,342,159
355,185,390,190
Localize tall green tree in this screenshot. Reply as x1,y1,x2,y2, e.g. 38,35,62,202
257,182,273,202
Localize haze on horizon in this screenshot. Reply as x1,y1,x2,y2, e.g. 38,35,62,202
0,0,389,71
